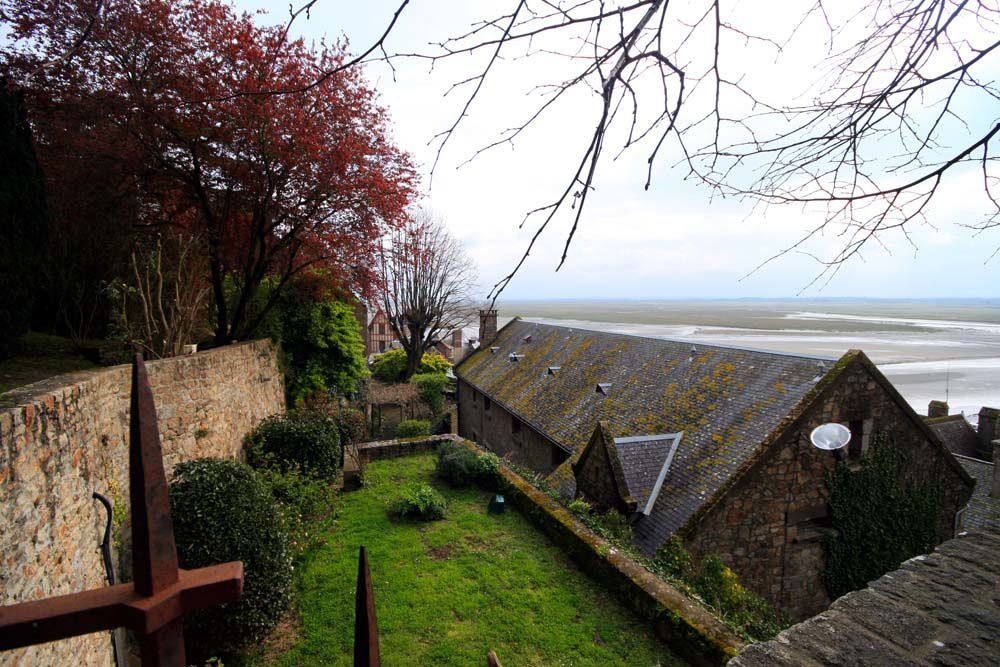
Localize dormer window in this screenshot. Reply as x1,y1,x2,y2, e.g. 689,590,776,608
509,353,523,362
596,383,612,395
490,346,499,354
547,366,560,375
523,335,533,343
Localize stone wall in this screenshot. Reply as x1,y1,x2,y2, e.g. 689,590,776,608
456,378,568,473
730,524,1000,667
0,340,285,666
683,355,972,621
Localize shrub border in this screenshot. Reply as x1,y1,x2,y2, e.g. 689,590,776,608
357,434,744,666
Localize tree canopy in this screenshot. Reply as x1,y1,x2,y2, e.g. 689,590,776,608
3,0,417,342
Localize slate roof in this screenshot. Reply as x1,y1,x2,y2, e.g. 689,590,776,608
926,414,982,459
955,454,1000,531
614,435,681,515
456,319,839,553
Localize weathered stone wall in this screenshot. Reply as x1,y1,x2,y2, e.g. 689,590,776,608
683,356,972,621
0,340,284,666
457,378,567,473
730,524,1000,667
574,437,622,513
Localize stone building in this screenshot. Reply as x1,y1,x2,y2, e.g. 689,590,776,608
366,305,465,362
454,313,973,620
925,401,1000,529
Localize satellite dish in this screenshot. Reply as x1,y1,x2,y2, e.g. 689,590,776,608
810,423,851,451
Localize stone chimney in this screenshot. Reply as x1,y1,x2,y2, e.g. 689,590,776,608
479,309,498,346
451,328,462,348
928,400,949,419
978,407,999,460
992,441,1000,499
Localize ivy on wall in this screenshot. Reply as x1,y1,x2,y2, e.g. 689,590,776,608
823,436,942,599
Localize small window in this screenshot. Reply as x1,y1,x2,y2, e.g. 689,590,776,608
472,431,478,442
472,390,477,404
484,396,492,411
512,417,521,434
848,419,873,459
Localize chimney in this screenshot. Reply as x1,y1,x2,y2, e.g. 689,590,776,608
479,309,498,346
451,328,462,348
928,400,949,419
992,441,1000,499
978,407,999,460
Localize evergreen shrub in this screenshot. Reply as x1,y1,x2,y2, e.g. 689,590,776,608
436,441,480,486
396,419,431,438
246,411,341,479
435,441,500,488
169,458,292,660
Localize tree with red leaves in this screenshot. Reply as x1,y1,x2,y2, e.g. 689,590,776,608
3,0,417,343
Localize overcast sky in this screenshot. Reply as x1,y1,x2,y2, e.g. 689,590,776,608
236,1,999,301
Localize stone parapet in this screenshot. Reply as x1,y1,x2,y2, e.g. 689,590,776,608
729,524,1000,666
0,340,285,666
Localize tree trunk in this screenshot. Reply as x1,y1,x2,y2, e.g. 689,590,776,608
403,344,422,381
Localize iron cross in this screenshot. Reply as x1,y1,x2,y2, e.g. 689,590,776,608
0,355,244,665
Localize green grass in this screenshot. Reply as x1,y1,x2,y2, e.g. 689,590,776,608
270,454,683,667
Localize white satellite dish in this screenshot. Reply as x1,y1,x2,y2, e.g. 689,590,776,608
810,423,852,451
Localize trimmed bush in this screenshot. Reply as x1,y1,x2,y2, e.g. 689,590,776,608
436,441,480,487
389,484,447,521
169,458,292,660
396,419,431,438
246,411,341,479
411,372,448,414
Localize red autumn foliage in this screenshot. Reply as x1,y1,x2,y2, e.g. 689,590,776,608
3,0,417,342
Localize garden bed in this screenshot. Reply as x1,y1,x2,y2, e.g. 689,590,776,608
265,454,683,666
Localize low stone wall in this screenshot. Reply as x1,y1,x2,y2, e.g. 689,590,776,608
354,434,744,665
356,434,457,463
0,340,285,666
730,524,1000,666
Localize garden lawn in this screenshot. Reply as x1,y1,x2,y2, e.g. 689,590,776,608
271,454,683,666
